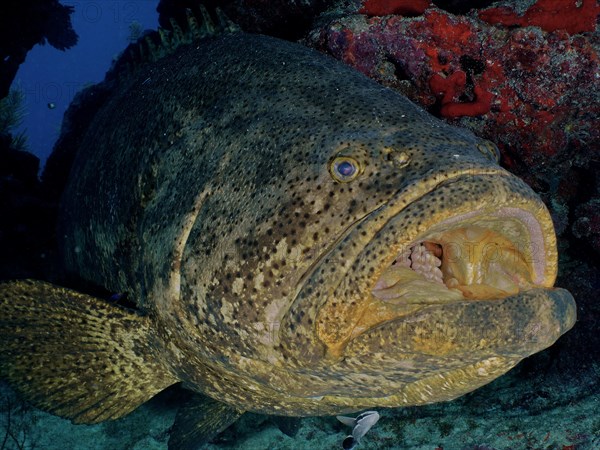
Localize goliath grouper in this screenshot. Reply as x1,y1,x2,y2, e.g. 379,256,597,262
0,27,575,449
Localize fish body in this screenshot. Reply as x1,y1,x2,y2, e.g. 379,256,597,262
338,411,380,449
0,31,575,445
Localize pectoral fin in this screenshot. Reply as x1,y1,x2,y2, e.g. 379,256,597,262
0,279,178,423
169,392,243,450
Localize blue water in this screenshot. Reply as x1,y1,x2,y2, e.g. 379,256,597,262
12,0,158,168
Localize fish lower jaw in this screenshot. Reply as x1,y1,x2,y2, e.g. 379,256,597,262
371,224,535,304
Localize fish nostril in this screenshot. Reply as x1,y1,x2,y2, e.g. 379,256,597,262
393,151,411,168
381,148,410,168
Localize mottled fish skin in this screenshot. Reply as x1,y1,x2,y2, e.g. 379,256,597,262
59,33,575,415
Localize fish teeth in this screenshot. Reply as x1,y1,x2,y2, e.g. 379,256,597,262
394,246,412,267
408,243,443,284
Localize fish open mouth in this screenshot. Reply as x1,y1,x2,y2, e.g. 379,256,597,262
371,210,548,304
312,173,565,361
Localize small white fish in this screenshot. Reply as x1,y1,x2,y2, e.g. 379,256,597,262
336,411,380,449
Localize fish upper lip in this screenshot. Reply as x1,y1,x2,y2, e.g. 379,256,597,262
295,166,512,306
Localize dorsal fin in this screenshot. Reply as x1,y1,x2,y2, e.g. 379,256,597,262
108,5,240,81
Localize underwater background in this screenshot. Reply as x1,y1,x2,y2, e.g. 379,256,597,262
1,1,598,449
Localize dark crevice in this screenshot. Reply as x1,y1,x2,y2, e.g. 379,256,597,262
386,55,411,81
432,0,497,15
459,55,485,76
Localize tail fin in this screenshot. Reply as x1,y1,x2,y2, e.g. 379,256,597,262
0,279,177,423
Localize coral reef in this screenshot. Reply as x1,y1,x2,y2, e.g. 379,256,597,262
479,0,600,34
306,7,598,165
359,0,431,17
0,0,78,99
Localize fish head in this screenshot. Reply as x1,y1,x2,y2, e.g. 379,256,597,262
285,122,575,405
173,56,575,415
279,115,575,408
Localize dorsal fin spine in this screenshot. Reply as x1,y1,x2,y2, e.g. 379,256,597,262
216,7,241,33
169,17,186,47
107,6,240,81
186,9,202,39
198,5,216,35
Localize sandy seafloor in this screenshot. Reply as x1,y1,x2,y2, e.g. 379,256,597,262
1,359,598,450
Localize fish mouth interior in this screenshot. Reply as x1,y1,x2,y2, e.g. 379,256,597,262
371,219,540,303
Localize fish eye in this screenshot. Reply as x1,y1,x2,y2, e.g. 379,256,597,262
330,156,360,183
